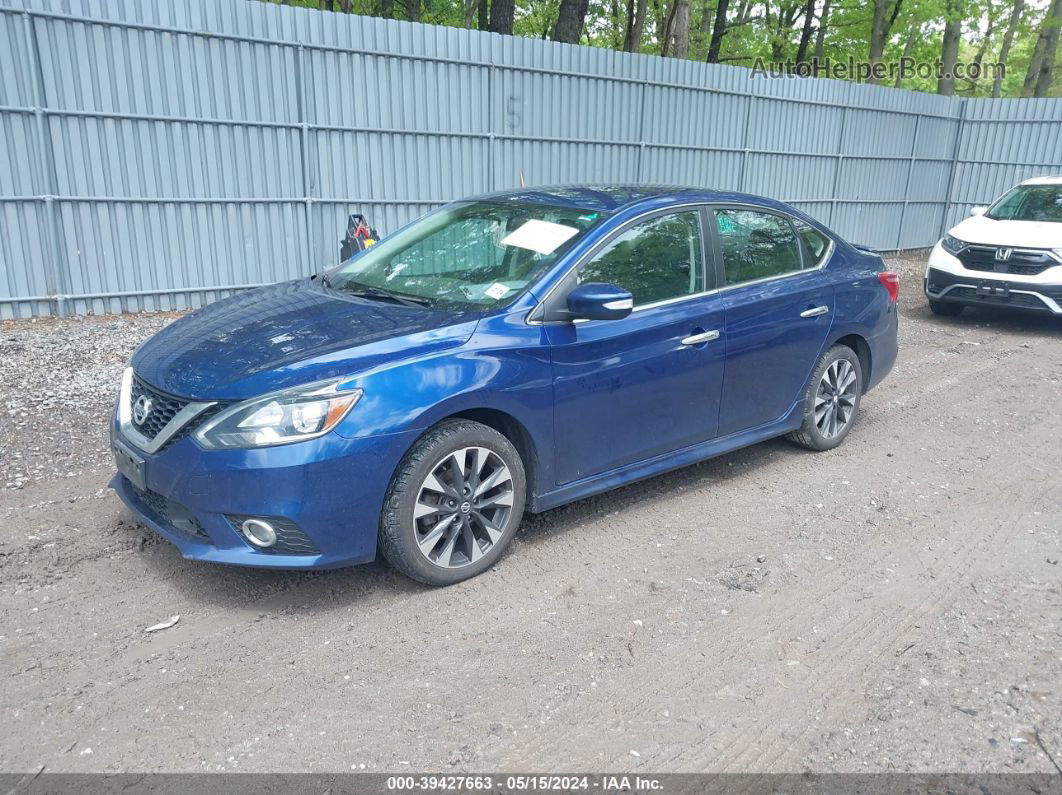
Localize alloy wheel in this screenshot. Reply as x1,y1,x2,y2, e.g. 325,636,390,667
413,446,515,569
815,358,858,439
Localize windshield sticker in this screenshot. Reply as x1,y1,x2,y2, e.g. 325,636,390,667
500,219,580,255
484,283,512,300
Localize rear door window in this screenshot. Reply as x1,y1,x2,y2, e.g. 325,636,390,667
714,209,803,287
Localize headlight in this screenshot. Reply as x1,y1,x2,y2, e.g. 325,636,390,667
940,234,965,254
194,378,363,450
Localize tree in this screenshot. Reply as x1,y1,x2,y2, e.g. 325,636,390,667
660,0,692,56
1023,0,1062,96
553,0,592,41
868,0,904,83
813,0,831,62
624,0,649,50
794,0,816,66
993,0,1025,96
894,28,917,87
489,0,515,33
706,0,730,61
401,0,422,21
938,0,963,94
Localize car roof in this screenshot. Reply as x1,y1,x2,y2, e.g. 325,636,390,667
1019,175,1062,186
468,185,787,214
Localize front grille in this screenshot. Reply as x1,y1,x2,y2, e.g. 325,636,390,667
225,515,321,555
128,482,212,541
130,375,186,440
947,287,1051,311
129,374,227,451
957,245,1058,276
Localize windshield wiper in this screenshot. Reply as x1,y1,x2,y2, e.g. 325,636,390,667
341,284,433,308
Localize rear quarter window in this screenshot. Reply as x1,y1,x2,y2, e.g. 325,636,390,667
794,220,830,265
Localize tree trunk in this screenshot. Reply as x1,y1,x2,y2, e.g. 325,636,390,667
868,0,902,83
340,0,353,11
376,0,395,18
659,0,678,55
671,0,691,57
813,0,830,62
993,0,1025,96
794,0,816,66
402,0,421,21
488,0,514,34
625,0,648,50
478,0,489,29
706,0,729,61
319,0,335,10
964,14,994,93
1023,0,1062,96
938,0,962,95
893,28,916,87
552,0,591,42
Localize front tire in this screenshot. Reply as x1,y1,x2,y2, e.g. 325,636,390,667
379,420,527,586
929,298,964,317
787,345,863,452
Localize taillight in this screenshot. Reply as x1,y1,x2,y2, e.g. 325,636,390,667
878,271,900,303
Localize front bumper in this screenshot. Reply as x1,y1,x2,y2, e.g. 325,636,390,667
925,245,1062,315
110,419,420,569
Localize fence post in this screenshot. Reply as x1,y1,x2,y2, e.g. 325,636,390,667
939,98,967,238
738,96,754,191
488,62,496,191
895,113,922,251
294,42,316,271
23,10,70,315
635,78,648,183
828,105,849,232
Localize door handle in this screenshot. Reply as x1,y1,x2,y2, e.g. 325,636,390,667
681,329,720,346
800,306,829,318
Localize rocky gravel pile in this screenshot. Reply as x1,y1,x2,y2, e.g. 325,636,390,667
0,313,179,489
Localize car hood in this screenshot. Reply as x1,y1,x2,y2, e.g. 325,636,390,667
949,215,1062,248
132,280,480,400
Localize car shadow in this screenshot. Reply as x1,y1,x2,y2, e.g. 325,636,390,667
125,433,808,607
127,513,424,610
517,434,803,548
903,300,1062,337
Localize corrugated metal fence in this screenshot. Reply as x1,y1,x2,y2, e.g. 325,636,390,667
0,0,1059,318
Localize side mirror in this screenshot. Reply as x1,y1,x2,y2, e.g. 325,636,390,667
566,282,633,321
970,206,987,216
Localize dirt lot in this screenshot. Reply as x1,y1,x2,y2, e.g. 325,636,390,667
1,253,1060,775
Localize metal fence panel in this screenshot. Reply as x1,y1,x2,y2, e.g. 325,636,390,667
0,0,1059,318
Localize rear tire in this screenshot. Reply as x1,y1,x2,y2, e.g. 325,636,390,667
929,298,964,317
378,420,526,586
786,345,863,452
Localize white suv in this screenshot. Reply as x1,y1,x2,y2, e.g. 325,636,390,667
925,176,1062,317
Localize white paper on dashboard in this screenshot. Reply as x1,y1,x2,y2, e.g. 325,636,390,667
500,219,580,255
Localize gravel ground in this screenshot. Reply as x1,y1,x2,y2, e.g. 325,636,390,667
0,252,1060,775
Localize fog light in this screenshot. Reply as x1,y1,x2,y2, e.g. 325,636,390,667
241,518,277,548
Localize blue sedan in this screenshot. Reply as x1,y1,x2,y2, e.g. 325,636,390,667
111,186,899,585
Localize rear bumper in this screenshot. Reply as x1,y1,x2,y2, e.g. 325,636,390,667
924,267,1062,315
110,419,420,569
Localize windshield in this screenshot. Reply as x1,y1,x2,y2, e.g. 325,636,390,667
985,184,1062,222
329,201,608,309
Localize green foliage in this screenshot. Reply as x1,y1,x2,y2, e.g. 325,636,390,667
256,0,1059,96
